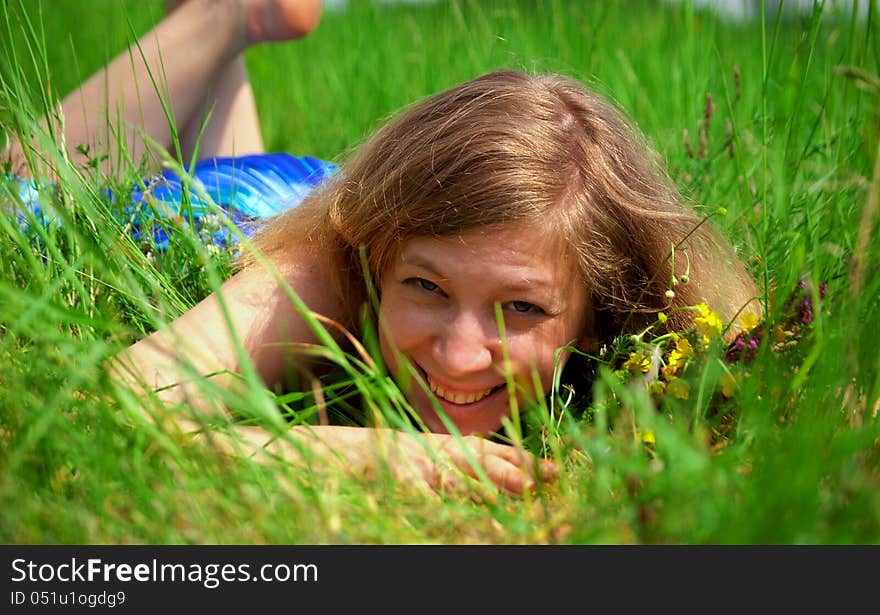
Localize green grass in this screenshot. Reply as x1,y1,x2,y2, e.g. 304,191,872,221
1,0,879,544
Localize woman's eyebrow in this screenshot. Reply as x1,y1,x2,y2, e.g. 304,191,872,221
499,280,553,292
398,254,444,277
494,268,560,292
400,253,561,293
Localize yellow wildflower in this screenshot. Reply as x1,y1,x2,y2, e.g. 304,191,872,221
661,336,695,380
666,377,690,400
720,373,737,398
623,352,651,374
661,358,683,380
674,336,695,358
641,429,656,446
693,302,723,343
648,380,667,395
739,311,759,334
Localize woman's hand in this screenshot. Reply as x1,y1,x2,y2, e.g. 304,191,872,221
316,427,558,500
400,431,558,499
208,423,557,500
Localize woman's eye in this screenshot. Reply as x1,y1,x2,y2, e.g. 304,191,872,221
509,301,541,314
408,278,439,292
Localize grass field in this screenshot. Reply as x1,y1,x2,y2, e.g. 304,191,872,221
1,0,879,544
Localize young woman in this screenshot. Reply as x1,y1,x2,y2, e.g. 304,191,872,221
4,0,758,497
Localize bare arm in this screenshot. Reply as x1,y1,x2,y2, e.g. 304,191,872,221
189,421,557,499
110,242,344,410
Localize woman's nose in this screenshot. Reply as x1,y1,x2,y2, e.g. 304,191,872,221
432,311,497,376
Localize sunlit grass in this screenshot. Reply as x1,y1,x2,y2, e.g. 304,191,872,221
1,0,878,544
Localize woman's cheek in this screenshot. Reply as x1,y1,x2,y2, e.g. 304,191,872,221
379,294,437,356
505,329,550,370
506,329,567,390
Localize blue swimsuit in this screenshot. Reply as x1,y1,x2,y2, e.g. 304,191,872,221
8,152,337,250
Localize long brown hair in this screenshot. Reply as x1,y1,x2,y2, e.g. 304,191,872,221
249,70,758,342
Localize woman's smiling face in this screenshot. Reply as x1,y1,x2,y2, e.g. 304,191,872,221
378,222,591,435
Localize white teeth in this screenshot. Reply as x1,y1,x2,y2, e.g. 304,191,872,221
427,376,495,405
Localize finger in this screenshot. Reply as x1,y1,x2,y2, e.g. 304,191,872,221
481,455,536,496
454,438,553,483
463,476,498,506
429,460,483,500
464,438,543,476
431,436,543,498
537,458,559,482
428,460,457,494
402,451,462,499
400,465,442,502
432,461,499,504
441,436,517,473
389,437,476,501
492,446,558,483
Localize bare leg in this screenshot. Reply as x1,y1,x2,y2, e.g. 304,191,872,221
178,55,266,160
166,0,263,160
4,0,322,176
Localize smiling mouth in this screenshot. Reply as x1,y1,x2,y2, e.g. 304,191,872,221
424,372,505,405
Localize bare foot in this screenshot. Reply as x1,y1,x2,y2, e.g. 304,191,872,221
167,0,321,47
242,0,323,44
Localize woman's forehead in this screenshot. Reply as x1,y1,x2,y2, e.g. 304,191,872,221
393,223,576,284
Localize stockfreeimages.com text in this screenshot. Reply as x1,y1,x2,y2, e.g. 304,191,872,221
10,558,317,589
